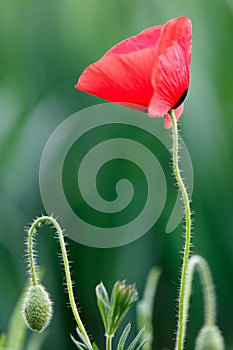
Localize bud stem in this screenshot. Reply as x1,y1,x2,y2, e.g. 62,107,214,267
169,110,192,350
27,216,92,348
184,255,216,328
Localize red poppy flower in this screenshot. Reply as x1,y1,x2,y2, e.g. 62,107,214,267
75,16,192,128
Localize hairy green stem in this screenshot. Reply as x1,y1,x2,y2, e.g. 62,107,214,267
184,255,216,330
27,216,92,349
169,110,192,350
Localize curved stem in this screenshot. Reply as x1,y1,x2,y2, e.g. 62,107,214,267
184,255,216,329
28,219,39,287
27,216,92,349
169,110,192,350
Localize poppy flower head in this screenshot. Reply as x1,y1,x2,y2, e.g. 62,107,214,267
76,16,192,128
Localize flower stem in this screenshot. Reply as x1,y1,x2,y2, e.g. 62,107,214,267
27,216,92,349
169,110,192,350
184,255,216,328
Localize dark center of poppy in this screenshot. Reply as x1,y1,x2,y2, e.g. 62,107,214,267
173,90,188,110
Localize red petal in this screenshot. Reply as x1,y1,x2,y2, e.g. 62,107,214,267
148,17,192,117
76,48,156,109
105,25,163,55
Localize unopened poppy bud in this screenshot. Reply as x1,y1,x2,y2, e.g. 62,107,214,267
23,284,53,332
195,325,224,350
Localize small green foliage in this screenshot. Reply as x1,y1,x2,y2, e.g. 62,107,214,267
127,326,145,350
116,323,146,350
137,267,161,350
23,284,53,332
96,280,138,337
92,342,100,350
71,327,94,350
95,282,110,332
94,280,140,350
117,323,131,350
195,325,224,350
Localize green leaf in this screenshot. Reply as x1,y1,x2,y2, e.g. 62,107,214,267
96,280,138,339
73,327,93,350
71,334,87,350
96,282,111,332
117,323,131,350
127,328,145,350
92,343,99,350
109,281,138,335
134,339,147,350
71,332,97,350
137,267,161,350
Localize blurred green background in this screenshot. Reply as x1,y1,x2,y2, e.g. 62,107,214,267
0,0,233,349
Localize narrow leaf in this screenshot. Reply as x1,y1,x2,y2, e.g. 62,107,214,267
71,334,87,350
75,327,93,350
109,281,138,335
117,323,131,350
92,343,99,350
127,328,145,350
96,282,110,331
135,338,147,350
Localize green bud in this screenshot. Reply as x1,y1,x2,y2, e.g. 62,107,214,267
109,280,138,335
96,280,138,336
195,325,224,350
23,284,53,332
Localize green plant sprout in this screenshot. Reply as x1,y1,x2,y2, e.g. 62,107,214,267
21,211,224,350
22,216,146,350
